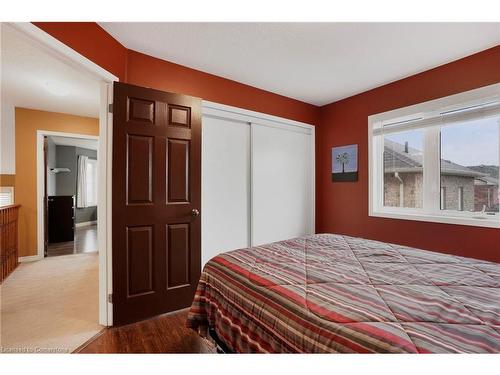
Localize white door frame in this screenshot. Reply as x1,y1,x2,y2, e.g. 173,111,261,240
9,22,117,326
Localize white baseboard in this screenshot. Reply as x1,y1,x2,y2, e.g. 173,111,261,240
19,255,43,263
75,220,97,228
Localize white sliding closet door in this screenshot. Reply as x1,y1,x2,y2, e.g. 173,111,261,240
202,116,250,266
251,123,313,246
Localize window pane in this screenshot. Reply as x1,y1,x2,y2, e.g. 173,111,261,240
440,117,499,214
383,130,424,208
85,159,98,206
0,187,14,207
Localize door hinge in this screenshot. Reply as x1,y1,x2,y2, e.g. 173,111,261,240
108,293,113,303
108,103,113,113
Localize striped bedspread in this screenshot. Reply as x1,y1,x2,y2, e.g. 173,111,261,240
186,234,500,353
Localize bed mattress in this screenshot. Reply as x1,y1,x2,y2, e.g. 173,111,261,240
186,234,500,353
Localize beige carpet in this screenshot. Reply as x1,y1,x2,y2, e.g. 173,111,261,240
0,253,102,353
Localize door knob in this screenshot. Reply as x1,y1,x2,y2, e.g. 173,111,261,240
191,209,200,217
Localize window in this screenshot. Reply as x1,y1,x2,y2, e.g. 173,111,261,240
383,130,424,209
369,83,500,228
0,187,14,207
440,118,499,214
77,156,97,208
85,158,98,207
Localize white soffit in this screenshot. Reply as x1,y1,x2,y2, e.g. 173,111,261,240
1,24,100,118
99,22,500,106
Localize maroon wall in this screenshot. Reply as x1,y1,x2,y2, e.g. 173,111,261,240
126,50,319,125
34,23,319,126
34,23,500,261
316,46,500,262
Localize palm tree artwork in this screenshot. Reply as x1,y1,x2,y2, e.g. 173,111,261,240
336,152,350,173
332,144,358,182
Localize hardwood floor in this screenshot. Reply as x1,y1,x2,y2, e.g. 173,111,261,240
47,225,97,257
75,309,216,353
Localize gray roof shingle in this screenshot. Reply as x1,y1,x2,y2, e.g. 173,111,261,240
383,139,485,178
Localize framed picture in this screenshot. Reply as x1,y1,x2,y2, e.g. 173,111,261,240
332,144,358,182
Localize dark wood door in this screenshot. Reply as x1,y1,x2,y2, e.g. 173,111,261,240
112,82,201,325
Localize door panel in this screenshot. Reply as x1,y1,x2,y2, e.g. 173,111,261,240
128,98,155,123
201,117,250,266
126,225,154,296
167,223,190,289
251,123,313,246
168,105,191,127
167,139,190,203
127,135,153,204
113,82,201,325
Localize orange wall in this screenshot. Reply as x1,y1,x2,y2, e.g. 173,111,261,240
316,46,500,262
0,174,15,187
15,108,99,257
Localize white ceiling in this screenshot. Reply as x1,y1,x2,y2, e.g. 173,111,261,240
49,135,98,150
100,22,500,106
1,24,100,117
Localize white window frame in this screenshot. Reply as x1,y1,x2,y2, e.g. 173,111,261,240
368,83,500,229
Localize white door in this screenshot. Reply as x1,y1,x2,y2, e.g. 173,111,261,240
202,116,250,266
251,123,313,246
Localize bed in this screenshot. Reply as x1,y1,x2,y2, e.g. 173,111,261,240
186,234,500,353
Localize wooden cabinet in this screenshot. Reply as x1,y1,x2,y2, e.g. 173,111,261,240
48,196,75,243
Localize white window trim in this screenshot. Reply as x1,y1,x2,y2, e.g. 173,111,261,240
368,83,500,229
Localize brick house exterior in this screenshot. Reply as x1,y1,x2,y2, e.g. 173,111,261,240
383,139,496,211
474,176,500,212
383,173,476,210
384,172,423,208
440,175,475,211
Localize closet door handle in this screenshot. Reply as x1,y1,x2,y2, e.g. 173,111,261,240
191,209,200,217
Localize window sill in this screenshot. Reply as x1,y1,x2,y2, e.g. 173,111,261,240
369,210,500,229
